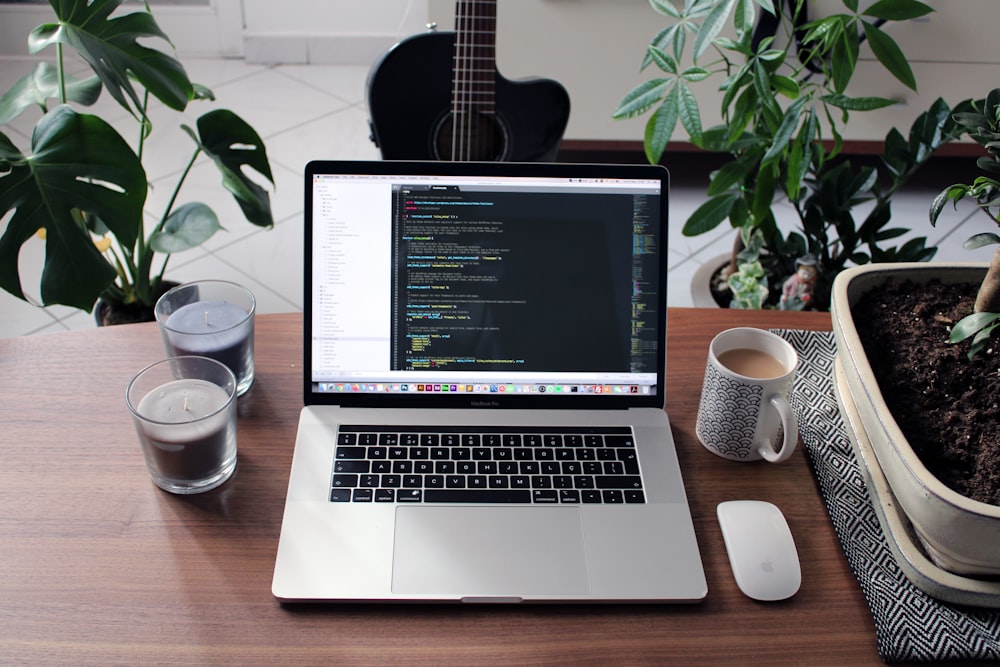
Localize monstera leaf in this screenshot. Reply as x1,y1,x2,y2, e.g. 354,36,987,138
0,105,146,311
28,0,192,117
0,61,101,126
184,109,275,229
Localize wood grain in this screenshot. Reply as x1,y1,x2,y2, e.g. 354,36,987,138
0,310,964,665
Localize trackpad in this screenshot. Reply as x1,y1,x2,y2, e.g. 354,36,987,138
391,506,591,597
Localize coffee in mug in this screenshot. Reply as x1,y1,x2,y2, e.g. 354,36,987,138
716,348,787,379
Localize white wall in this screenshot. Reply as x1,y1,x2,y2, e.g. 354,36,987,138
242,0,428,64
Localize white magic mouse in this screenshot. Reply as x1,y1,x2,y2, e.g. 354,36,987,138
717,500,801,601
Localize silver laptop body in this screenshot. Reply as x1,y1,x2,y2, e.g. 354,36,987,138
272,160,706,603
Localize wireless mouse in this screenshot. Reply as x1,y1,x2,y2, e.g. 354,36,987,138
717,500,801,601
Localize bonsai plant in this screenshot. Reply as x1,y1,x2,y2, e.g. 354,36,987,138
931,87,1000,357
0,0,275,324
829,90,1000,588
613,0,961,310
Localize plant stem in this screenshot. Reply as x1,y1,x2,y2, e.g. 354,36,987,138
55,43,66,103
139,146,201,302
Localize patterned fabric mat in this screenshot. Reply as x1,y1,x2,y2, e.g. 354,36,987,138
772,329,1000,662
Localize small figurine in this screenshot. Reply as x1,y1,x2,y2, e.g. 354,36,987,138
779,255,819,310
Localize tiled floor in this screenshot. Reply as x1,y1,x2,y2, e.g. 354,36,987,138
0,56,987,338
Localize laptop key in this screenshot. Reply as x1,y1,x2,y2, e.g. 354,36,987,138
375,489,395,502
334,460,369,473
595,475,643,489
336,446,364,459
330,488,352,502
397,489,423,503
624,490,645,503
602,490,624,504
332,474,358,488
532,490,559,503
559,489,581,503
424,489,530,503
352,488,374,502
581,490,602,503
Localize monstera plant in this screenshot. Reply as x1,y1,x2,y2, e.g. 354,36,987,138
0,0,274,324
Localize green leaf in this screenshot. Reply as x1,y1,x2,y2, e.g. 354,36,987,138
949,312,1000,344
682,193,739,236
707,154,758,196
648,46,679,75
755,0,776,15
831,22,859,94
761,96,808,165
650,0,682,19
863,0,933,21
862,21,918,91
694,0,737,60
150,202,223,253
0,105,146,310
29,0,194,116
733,0,756,37
644,98,679,164
681,66,712,83
822,94,897,111
0,62,101,126
614,78,672,119
189,109,274,228
750,162,777,224
963,233,1000,250
929,185,969,225
771,75,800,99
676,81,703,146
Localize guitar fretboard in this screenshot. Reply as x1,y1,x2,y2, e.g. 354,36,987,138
450,0,498,160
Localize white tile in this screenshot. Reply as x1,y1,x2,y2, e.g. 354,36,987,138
163,251,299,315
0,289,61,336
276,64,373,106
265,103,382,174
212,215,305,310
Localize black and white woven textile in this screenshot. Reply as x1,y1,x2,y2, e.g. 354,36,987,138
772,329,1000,662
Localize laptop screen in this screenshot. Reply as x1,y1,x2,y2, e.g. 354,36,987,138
304,161,668,408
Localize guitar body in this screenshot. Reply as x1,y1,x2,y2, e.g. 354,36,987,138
367,30,570,162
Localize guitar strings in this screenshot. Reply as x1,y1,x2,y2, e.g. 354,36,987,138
451,0,497,161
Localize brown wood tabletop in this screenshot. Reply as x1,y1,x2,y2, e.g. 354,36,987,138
0,309,974,665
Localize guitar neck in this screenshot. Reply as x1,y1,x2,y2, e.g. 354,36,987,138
453,0,497,114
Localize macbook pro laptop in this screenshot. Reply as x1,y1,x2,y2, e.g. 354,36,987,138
271,160,707,603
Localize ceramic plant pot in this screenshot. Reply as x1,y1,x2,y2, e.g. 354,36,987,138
831,262,1000,578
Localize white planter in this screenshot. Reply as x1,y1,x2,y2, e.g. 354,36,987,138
689,253,730,308
831,262,1000,580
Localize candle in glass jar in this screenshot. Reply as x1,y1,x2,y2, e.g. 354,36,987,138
135,378,234,482
156,281,256,396
165,300,250,369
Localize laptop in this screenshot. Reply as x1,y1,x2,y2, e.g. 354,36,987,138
271,160,707,603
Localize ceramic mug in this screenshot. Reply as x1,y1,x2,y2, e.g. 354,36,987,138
695,328,799,462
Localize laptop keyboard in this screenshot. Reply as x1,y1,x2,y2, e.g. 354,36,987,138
331,426,645,504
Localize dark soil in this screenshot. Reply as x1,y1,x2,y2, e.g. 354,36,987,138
853,279,1000,506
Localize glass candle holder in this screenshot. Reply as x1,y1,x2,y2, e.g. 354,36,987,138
155,280,255,396
126,356,238,494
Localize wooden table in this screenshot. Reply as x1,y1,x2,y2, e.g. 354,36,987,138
0,309,951,665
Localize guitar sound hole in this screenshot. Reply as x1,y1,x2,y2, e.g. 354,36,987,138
433,111,509,161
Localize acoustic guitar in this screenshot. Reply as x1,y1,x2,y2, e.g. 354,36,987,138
366,0,570,162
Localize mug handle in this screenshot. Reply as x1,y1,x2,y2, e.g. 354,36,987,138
759,394,797,463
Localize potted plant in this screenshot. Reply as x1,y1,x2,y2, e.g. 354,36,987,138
613,0,961,310
830,89,1000,583
0,0,275,325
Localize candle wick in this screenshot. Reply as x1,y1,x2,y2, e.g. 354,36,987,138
204,311,210,327
183,396,190,412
